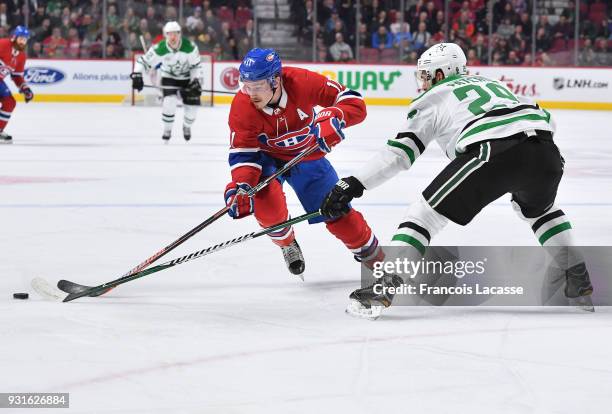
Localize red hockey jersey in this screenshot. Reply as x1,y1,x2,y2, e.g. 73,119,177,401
228,66,366,186
0,38,27,88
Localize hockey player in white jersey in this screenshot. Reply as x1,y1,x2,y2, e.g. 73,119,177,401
130,21,203,142
321,42,594,319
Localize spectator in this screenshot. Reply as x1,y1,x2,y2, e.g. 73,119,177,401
237,36,252,59
507,50,521,65
31,5,47,28
65,27,81,58
30,41,44,58
553,15,572,41
412,21,431,53
535,27,551,53
43,27,68,57
491,50,503,65
403,50,419,64
497,17,515,39
123,7,139,34
594,37,611,66
218,21,234,50
0,3,10,27
493,37,510,61
522,53,533,66
196,31,214,53
79,14,99,42
372,10,388,32
561,1,576,23
407,0,426,31
393,22,412,50
578,38,596,66
594,19,610,40
453,10,475,42
509,25,525,53
186,7,203,32
357,22,370,48
536,15,552,36
466,48,480,65
107,4,120,31
106,31,124,58
372,25,393,49
517,12,532,40
430,10,446,35
325,19,347,47
317,45,330,62
33,18,52,43
330,32,353,62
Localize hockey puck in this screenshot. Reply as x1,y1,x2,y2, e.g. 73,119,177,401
13,293,29,300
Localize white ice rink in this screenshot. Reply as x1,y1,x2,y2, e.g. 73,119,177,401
1,104,612,413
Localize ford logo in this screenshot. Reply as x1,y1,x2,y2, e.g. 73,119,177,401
24,67,65,85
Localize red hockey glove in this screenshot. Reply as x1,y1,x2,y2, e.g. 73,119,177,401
20,85,34,103
224,181,255,219
313,107,346,153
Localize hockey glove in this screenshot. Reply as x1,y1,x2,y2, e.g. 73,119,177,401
185,78,202,95
313,107,346,153
20,85,34,103
224,182,255,219
320,176,365,218
130,72,144,91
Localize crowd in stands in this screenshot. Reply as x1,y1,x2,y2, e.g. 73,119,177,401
0,0,254,60
294,0,611,66
0,0,610,65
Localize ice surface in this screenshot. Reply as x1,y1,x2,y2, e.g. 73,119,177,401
1,104,611,413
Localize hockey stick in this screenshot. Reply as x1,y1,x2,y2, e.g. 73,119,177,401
142,84,238,95
34,211,321,303
138,35,148,52
56,145,320,297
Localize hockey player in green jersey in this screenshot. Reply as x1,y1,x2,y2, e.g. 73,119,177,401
130,21,203,142
321,42,594,319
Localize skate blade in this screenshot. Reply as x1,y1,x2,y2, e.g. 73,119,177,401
569,295,595,312
345,299,383,320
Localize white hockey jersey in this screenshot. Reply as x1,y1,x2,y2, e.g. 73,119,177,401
134,37,202,81
356,74,556,189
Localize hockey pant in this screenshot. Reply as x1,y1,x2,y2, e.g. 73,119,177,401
0,81,16,132
161,77,199,133
392,130,578,260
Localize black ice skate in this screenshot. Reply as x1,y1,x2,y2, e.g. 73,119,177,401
346,274,404,320
162,131,171,143
0,131,12,144
183,126,191,141
565,262,594,312
281,240,305,280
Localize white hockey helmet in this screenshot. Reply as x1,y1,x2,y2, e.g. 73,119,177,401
415,43,467,90
163,21,181,36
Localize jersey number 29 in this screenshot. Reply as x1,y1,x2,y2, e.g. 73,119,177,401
453,83,519,115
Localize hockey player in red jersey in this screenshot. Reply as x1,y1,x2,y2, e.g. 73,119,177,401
225,48,381,278
0,26,34,144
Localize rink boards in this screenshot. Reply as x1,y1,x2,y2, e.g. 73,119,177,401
10,59,612,110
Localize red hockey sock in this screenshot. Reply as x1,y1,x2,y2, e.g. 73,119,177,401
254,179,295,247
0,95,16,131
325,209,374,251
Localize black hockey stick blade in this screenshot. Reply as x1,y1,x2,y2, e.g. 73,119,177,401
57,280,111,296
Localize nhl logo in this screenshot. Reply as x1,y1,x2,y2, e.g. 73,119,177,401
266,53,275,62
553,78,565,90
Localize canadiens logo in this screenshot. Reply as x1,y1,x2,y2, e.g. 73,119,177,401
258,125,314,151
